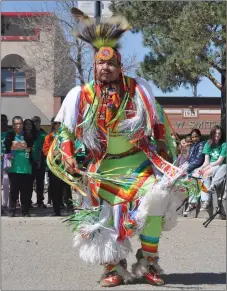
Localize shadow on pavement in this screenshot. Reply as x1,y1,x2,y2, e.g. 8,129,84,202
162,272,226,285
129,272,226,287
1,206,72,217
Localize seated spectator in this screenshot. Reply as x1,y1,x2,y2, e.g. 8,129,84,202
197,125,226,211
183,129,205,216
187,129,205,174
171,133,181,154
207,164,226,194
177,135,192,166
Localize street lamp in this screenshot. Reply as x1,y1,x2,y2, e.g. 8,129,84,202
94,1,101,25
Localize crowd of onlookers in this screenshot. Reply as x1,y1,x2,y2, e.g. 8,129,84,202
1,113,226,218
1,114,86,217
172,126,226,217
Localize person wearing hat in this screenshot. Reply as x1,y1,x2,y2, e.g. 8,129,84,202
47,8,196,287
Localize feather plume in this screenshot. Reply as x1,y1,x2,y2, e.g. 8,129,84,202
71,7,93,25
71,7,131,50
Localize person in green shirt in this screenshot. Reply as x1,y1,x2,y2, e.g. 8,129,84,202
197,125,226,211
74,140,87,166
5,116,35,217
1,114,10,213
31,116,47,208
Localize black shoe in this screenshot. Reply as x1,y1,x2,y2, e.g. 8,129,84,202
50,212,61,216
38,203,47,209
9,211,15,217
66,203,74,210
29,204,36,208
22,213,31,217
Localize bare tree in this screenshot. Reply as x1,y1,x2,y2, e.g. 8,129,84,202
16,1,138,94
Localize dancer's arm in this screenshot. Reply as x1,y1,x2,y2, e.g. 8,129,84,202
55,86,82,174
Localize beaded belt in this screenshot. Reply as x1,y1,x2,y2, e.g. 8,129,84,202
105,147,141,160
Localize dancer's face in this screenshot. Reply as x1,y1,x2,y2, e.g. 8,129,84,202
95,58,121,84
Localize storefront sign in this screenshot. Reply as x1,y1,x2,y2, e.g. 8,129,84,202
176,120,220,130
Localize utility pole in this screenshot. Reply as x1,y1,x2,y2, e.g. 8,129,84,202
221,19,226,137
221,71,226,136
94,1,101,25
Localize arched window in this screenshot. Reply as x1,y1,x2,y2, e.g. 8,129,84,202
1,69,26,93
1,54,36,94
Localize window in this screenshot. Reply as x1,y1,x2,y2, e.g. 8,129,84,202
1,13,44,41
1,16,34,37
14,71,26,92
1,68,26,93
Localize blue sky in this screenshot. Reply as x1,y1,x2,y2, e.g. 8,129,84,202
1,0,221,97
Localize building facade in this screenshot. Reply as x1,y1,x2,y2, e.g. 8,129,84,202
156,96,221,137
1,12,75,125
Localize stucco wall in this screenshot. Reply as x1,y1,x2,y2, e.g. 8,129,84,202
1,29,55,120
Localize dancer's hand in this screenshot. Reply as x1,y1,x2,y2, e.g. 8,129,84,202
64,157,78,175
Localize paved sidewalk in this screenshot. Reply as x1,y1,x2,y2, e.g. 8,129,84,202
1,217,226,290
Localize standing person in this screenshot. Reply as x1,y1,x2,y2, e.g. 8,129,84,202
1,114,10,213
23,119,37,206
43,118,62,216
183,129,205,216
197,125,226,211
47,8,196,287
5,116,34,217
31,116,47,208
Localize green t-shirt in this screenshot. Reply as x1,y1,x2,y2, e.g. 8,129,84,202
202,141,226,164
8,133,32,174
32,130,47,162
75,140,86,157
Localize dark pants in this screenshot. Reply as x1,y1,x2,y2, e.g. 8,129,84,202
47,171,52,204
48,171,63,214
62,182,73,209
8,173,32,214
32,163,45,205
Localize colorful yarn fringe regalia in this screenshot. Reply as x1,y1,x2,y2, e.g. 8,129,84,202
47,7,201,288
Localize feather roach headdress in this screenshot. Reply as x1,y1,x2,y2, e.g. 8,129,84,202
71,7,132,61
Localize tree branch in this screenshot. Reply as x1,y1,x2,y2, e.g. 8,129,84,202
205,58,225,75
206,73,222,90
